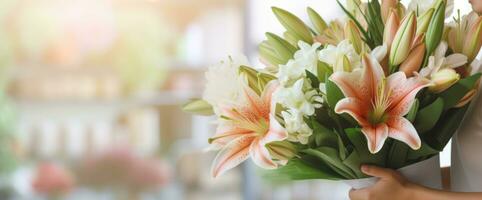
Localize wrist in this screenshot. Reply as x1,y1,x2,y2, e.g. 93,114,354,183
403,182,424,200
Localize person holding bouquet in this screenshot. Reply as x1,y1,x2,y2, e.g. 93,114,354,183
350,0,482,199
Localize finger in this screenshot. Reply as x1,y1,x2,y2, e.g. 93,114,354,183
349,188,369,200
361,165,397,179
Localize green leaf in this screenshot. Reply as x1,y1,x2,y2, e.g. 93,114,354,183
272,7,313,43
266,32,297,64
337,133,348,160
325,75,344,109
182,99,214,116
406,99,419,122
414,98,444,133
261,158,341,181
306,70,320,89
317,61,333,83
307,7,327,35
425,104,470,151
387,140,409,169
303,148,357,179
438,73,481,110
407,141,439,161
309,119,338,148
343,151,367,178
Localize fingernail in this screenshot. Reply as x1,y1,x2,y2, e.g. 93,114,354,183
361,165,369,172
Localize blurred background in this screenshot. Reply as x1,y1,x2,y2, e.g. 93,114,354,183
0,0,473,200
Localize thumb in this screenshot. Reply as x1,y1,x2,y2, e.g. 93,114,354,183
361,165,398,179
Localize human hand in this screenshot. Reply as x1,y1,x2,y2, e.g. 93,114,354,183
348,165,415,200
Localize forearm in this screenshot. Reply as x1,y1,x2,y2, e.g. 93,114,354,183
409,184,482,200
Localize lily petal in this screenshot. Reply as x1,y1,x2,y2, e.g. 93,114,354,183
334,97,369,126
209,125,254,147
250,138,278,169
329,69,365,99
444,54,467,69
361,54,385,98
387,72,431,116
361,124,389,154
211,135,255,177
387,117,421,150
263,114,288,143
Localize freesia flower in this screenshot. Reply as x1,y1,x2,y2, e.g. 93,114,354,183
277,42,321,87
273,79,319,144
319,40,361,72
330,53,431,153
274,79,316,116
209,81,288,177
281,109,313,144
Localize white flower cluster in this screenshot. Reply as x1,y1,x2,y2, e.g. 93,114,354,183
274,40,364,144
274,41,323,144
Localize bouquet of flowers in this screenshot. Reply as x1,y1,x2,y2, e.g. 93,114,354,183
183,0,482,185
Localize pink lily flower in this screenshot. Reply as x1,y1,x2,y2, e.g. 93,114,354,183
330,54,431,153
209,81,288,177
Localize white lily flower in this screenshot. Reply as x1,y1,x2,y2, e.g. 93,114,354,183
420,41,467,77
318,40,361,72
408,0,453,18
371,44,388,63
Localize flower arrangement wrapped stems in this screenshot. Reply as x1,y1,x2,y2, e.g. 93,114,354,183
183,0,482,190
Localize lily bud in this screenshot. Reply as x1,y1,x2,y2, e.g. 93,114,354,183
425,0,445,56
417,8,435,36
381,0,398,23
266,141,297,164
334,55,352,72
412,33,425,48
429,68,460,93
272,7,313,43
307,7,327,35
182,99,214,116
265,32,297,64
390,12,417,67
383,9,400,49
400,43,426,77
344,20,363,54
462,16,482,62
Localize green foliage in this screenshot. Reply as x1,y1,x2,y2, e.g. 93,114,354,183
325,76,344,109
414,98,444,133
336,0,384,48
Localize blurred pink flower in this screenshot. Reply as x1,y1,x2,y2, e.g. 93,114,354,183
79,147,170,192
32,163,74,196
